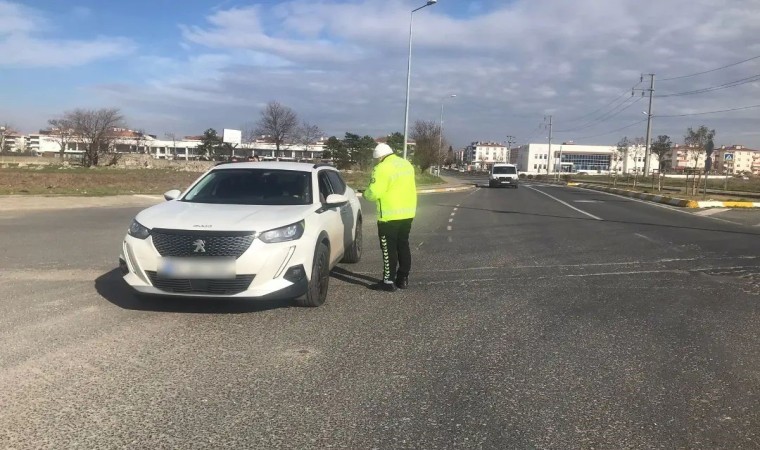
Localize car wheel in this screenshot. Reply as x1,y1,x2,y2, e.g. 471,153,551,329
296,242,330,307
341,218,362,263
488,181,494,188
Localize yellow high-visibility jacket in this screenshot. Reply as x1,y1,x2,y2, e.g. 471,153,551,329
364,154,417,222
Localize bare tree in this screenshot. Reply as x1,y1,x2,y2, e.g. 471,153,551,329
254,101,299,159
165,132,178,159
133,129,150,155
411,120,445,172
64,108,125,167
47,118,75,158
294,121,323,160
0,124,11,153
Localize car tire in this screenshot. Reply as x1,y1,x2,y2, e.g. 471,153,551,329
296,242,330,307
341,218,362,263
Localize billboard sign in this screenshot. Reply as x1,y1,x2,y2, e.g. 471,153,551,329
223,129,242,146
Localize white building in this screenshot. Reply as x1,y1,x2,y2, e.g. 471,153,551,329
710,145,760,175
464,142,508,169
23,129,327,162
513,142,659,175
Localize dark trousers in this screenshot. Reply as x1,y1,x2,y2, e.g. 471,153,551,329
377,219,413,283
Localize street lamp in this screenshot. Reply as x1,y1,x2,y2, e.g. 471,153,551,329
438,94,456,174
402,0,438,161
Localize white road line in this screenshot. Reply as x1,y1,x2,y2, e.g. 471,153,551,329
448,218,453,223
417,241,424,249
451,212,456,216
695,208,729,216
570,185,744,225
525,185,603,221
453,207,458,211
634,233,658,244
447,225,452,231
447,236,453,243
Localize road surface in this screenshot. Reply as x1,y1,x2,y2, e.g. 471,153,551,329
1,182,760,449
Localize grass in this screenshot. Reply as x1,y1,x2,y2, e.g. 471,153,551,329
572,174,760,194
0,167,202,196
0,166,443,196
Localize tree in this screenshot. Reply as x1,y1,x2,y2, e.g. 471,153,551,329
445,145,455,166
197,128,222,160
684,125,716,168
356,135,376,170
62,108,125,167
294,121,323,160
165,132,178,159
650,135,672,172
254,101,299,158
325,136,349,169
386,132,404,155
47,118,74,158
411,120,441,172
133,129,150,155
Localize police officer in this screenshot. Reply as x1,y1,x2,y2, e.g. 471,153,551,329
364,143,417,291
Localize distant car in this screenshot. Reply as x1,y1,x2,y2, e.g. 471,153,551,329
119,162,362,307
488,163,519,188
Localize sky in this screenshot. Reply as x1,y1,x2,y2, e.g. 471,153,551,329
2,0,760,148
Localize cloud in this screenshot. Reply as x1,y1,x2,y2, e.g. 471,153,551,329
0,1,134,69
93,0,760,147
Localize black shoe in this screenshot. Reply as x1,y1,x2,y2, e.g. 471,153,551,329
395,274,409,290
371,282,397,292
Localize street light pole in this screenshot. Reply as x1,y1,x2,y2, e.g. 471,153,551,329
402,0,438,161
438,94,456,174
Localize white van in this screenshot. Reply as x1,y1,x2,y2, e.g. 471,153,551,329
488,163,519,188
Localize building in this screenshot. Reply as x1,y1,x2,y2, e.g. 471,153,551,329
23,128,329,162
463,142,508,169
661,144,706,172
512,142,658,175
712,145,760,175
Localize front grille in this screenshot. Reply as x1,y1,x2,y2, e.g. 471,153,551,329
146,271,255,295
151,230,254,258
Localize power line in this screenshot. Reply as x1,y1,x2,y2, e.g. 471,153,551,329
657,73,760,98
660,55,760,81
561,88,631,123
655,104,760,118
555,97,643,133
569,118,648,141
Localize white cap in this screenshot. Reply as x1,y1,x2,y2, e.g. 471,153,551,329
373,143,394,159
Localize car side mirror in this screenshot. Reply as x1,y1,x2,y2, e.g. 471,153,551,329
163,189,182,201
325,194,348,207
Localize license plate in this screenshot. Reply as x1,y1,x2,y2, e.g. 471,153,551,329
158,257,236,279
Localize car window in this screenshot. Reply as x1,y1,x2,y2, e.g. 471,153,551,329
318,172,334,203
182,169,312,205
325,170,347,195
493,166,517,174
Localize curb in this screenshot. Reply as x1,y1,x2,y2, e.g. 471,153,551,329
564,182,760,208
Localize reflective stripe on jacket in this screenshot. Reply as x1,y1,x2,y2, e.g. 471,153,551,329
364,154,417,222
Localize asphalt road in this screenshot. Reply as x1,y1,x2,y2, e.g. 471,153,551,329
2,182,760,449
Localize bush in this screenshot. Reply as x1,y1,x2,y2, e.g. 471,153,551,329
518,173,527,179
527,174,534,179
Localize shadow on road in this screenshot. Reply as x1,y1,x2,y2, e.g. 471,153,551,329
331,266,381,288
95,269,293,314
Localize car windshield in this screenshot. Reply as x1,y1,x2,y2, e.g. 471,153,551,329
182,169,312,205
493,166,517,174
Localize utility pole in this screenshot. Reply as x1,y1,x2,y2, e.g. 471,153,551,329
505,135,515,163
636,74,655,175
543,116,553,176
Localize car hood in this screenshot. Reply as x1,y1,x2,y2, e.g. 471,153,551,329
135,201,317,233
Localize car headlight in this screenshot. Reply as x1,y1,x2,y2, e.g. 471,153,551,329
128,219,151,239
259,221,305,243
